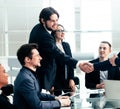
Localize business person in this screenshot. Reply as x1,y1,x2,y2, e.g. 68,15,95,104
29,7,92,90
85,41,120,89
51,24,76,96
13,43,71,109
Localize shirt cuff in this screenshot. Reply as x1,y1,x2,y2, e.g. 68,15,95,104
76,60,81,68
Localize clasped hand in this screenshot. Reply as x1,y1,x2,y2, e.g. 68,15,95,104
109,54,118,66
79,62,94,73
55,96,71,107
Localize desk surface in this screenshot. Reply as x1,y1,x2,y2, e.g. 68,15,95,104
61,90,119,109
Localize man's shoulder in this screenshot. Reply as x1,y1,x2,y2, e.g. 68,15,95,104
31,24,47,36
32,23,42,30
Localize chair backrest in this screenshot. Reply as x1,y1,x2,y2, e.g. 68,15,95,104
8,57,21,71
73,53,94,60
74,76,80,90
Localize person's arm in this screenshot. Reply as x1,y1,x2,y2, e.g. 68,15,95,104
41,33,78,68
93,60,112,71
19,79,61,109
93,52,120,71
29,26,93,72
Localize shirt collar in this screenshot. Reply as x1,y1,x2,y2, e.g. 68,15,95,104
43,25,51,34
23,66,37,78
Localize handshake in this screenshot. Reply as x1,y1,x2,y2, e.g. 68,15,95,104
78,62,94,73
78,53,118,73
55,96,71,107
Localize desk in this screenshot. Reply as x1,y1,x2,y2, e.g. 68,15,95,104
61,92,119,109
61,94,93,109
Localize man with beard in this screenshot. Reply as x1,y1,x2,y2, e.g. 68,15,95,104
29,7,93,91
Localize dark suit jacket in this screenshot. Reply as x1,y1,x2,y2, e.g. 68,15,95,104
54,42,74,92
13,67,60,109
0,94,15,109
94,52,120,71
85,58,120,89
29,24,78,90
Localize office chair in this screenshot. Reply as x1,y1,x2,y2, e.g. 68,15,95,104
73,76,80,90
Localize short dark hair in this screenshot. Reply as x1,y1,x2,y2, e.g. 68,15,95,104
17,43,38,65
101,41,111,48
39,7,59,24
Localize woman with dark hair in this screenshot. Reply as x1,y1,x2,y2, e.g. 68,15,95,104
51,24,76,96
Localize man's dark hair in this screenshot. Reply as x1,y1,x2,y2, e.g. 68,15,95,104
39,7,59,24
17,43,38,65
101,41,111,48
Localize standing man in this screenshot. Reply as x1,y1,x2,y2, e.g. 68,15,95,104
29,7,92,90
13,43,71,109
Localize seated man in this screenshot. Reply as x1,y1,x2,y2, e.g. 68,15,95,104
13,43,70,109
85,41,120,89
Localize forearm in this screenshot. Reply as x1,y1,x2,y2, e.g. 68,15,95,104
94,60,112,71
41,100,61,109
39,93,55,101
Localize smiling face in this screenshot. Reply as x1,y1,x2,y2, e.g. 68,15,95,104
98,42,111,60
42,14,59,31
55,25,65,41
0,64,8,88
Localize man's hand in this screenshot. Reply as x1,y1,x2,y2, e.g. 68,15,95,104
49,86,54,95
96,82,105,89
55,96,71,107
109,54,118,66
79,62,94,73
69,79,76,92
58,98,71,107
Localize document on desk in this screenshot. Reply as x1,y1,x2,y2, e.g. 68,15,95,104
87,89,105,94
60,107,71,109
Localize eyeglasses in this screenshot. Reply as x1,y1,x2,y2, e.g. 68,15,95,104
55,30,65,33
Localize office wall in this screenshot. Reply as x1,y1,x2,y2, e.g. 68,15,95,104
112,0,120,52
0,0,43,56
0,0,120,63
